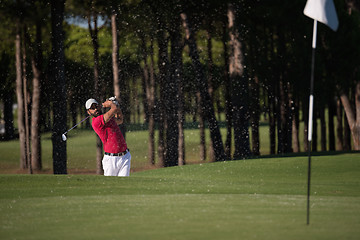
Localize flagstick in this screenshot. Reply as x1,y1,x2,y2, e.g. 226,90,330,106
307,19,317,225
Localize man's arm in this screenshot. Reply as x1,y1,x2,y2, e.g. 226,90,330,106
102,100,118,124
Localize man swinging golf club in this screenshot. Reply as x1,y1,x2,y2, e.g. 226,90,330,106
86,97,131,177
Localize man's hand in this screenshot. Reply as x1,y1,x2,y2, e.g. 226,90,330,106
102,100,114,108
107,96,119,106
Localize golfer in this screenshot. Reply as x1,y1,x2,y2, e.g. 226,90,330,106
85,98,131,176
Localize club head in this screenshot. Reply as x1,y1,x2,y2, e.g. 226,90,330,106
61,134,67,141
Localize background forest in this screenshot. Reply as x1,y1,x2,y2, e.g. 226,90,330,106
0,0,359,174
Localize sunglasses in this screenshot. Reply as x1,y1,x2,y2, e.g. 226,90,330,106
89,104,98,110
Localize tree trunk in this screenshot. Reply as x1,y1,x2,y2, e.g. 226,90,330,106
41,69,52,132
181,12,226,162
15,21,27,169
149,39,156,165
178,71,185,166
0,49,15,140
206,19,215,162
173,13,185,166
164,14,182,167
268,92,276,154
268,32,276,155
22,26,31,174
111,6,127,139
141,71,149,123
227,3,250,159
223,16,232,159
303,99,309,152
320,106,327,152
292,98,300,152
277,29,292,154
336,98,343,151
157,75,166,167
250,75,260,156
30,20,42,171
197,92,206,161
343,112,351,150
276,82,283,154
154,12,168,167
140,34,156,165
312,108,318,152
88,11,103,175
340,81,360,150
285,82,293,152
111,9,120,102
278,79,290,154
328,97,335,151
50,0,67,174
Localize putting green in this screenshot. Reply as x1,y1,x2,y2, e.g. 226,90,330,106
1,154,359,240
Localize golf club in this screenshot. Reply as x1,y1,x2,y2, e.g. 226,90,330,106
62,115,91,141
62,96,117,141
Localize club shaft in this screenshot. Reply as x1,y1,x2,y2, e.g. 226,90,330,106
64,115,90,134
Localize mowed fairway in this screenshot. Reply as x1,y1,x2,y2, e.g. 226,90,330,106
1,154,360,240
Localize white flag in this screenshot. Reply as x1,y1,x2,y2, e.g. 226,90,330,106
304,0,339,31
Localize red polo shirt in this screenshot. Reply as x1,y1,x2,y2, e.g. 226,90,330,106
91,115,127,153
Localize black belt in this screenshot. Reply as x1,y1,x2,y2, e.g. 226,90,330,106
105,149,129,157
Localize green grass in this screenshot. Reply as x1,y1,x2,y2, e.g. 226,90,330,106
1,153,360,239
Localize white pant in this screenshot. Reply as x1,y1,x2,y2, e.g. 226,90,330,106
102,152,131,176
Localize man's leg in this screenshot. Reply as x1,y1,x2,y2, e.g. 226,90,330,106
117,152,131,177
102,155,117,176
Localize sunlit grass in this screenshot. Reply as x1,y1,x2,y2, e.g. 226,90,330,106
0,154,359,239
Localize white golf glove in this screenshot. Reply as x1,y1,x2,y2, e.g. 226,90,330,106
108,96,119,106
